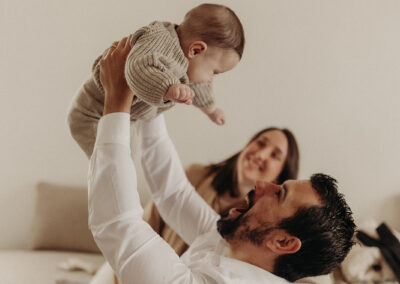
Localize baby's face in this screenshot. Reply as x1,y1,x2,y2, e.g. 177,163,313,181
186,47,240,84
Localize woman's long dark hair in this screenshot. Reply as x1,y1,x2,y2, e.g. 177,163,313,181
206,127,299,198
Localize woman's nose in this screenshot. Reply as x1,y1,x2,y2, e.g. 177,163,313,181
255,148,272,160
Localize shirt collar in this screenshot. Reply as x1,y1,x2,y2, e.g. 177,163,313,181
212,231,290,283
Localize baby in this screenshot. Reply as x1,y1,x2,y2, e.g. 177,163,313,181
67,3,245,157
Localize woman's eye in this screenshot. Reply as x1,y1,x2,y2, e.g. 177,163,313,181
276,190,281,198
272,152,282,161
257,140,266,147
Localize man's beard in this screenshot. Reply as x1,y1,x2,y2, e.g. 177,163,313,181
217,190,255,241
217,189,275,245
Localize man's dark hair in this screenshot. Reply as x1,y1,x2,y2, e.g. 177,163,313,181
274,173,356,282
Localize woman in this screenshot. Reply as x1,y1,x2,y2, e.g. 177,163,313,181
143,125,299,256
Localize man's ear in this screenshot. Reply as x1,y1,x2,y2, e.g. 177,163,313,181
187,41,207,58
265,229,301,255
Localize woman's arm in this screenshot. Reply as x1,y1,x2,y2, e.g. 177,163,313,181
142,200,164,232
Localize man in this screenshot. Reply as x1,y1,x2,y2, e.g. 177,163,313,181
88,37,356,283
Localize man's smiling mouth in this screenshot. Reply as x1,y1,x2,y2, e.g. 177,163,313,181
235,189,255,214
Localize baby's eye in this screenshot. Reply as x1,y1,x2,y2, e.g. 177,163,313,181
276,190,282,199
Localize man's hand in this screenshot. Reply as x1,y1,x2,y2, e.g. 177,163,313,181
100,36,134,115
163,84,195,105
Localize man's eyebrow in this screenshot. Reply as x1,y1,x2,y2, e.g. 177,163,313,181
282,183,288,203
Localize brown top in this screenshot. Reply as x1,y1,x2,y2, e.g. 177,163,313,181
142,163,245,256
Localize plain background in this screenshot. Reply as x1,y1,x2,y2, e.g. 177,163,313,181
1,0,399,249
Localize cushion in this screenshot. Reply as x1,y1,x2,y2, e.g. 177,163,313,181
0,250,103,284
29,182,100,253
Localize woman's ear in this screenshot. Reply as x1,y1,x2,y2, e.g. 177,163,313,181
265,229,301,255
187,41,207,58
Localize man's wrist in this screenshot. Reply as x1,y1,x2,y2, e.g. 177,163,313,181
103,102,131,114
95,112,131,147
103,90,134,115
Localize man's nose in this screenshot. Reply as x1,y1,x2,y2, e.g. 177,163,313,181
254,181,280,197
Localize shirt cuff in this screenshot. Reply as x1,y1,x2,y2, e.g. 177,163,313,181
95,113,131,147
139,115,168,139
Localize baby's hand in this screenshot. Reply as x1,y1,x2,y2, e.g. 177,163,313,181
207,107,225,125
164,84,195,105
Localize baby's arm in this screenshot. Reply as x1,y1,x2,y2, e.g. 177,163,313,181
190,82,226,125
124,23,191,107
200,106,225,126
164,84,195,105
67,77,104,158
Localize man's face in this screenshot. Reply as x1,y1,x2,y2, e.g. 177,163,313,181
217,180,322,244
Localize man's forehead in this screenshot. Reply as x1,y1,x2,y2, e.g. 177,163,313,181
285,179,311,188
284,179,321,206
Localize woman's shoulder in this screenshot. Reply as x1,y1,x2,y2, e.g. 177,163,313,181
185,163,210,188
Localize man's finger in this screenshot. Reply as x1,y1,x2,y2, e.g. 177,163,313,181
117,37,128,50
125,35,132,49
102,47,113,60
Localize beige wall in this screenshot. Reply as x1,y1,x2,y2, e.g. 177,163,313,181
1,0,399,248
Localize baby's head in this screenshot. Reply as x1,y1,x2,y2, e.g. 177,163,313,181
177,3,245,83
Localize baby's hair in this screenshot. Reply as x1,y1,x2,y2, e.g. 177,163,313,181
179,3,245,58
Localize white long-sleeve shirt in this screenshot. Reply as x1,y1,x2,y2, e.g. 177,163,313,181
88,113,289,284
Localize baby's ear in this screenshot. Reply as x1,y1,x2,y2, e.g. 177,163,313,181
187,41,207,58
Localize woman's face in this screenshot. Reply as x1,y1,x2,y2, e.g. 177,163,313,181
237,130,289,186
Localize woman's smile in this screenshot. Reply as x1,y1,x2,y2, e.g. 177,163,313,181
244,154,264,172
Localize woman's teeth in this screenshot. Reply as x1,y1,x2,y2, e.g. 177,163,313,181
246,157,262,171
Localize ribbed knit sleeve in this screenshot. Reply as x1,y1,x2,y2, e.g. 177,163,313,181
189,82,215,109
124,22,188,108
125,52,179,107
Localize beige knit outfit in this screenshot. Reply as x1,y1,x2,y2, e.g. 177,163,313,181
67,21,214,157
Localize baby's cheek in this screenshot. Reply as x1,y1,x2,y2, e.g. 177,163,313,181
197,70,213,83
187,72,207,84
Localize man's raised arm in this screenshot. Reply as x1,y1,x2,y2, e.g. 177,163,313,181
87,37,208,283
139,115,219,245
